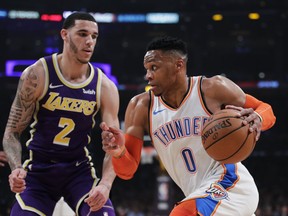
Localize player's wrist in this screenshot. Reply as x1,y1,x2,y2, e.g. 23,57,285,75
113,145,126,159
12,165,23,170
254,111,263,122
98,182,111,190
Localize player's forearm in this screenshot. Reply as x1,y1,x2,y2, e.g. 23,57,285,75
111,134,143,180
112,150,139,180
244,94,276,131
3,133,23,170
99,154,116,189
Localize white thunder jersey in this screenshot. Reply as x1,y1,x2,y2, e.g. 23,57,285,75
149,76,259,215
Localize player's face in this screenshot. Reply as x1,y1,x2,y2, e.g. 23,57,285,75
144,50,178,96
64,20,99,64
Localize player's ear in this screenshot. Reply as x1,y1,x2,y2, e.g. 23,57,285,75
175,59,183,70
60,29,68,41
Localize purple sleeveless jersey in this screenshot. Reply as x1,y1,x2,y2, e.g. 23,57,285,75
11,54,116,216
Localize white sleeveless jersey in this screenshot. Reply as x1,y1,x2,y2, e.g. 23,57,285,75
149,76,258,215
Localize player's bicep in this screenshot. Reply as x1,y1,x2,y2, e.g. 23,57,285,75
100,76,120,128
124,94,148,139
5,66,40,134
205,75,246,107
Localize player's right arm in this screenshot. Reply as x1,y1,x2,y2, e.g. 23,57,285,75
2,61,44,192
101,92,149,180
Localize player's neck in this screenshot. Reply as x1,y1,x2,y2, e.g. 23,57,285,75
57,54,90,83
162,76,189,108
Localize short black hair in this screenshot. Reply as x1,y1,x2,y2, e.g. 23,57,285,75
62,12,97,29
146,36,188,56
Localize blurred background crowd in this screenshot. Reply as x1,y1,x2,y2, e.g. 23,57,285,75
0,0,287,215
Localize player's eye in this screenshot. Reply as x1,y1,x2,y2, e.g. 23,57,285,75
91,34,98,40
151,65,157,71
79,32,87,37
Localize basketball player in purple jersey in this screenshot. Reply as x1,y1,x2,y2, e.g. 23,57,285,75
3,12,118,215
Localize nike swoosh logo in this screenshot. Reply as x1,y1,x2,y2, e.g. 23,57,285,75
75,159,87,167
153,109,166,115
49,83,64,89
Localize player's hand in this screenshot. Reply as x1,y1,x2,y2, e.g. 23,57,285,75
225,105,262,140
100,122,126,157
9,168,27,193
84,183,110,211
0,151,8,167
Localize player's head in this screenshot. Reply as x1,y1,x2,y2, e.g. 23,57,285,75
146,36,188,63
144,36,189,96
62,12,97,29
61,12,98,64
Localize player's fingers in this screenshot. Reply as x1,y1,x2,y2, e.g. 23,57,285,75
224,105,242,114
88,199,106,211
108,126,121,135
239,107,254,117
9,178,26,193
10,185,26,193
18,170,27,179
99,122,109,131
9,178,25,187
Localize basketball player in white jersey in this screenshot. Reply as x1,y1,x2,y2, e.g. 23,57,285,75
100,36,276,215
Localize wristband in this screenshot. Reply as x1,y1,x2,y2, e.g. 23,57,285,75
113,146,126,159
254,111,263,122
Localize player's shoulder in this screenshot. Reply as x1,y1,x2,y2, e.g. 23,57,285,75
202,75,234,92
100,72,118,91
21,59,45,80
129,91,150,108
17,59,46,99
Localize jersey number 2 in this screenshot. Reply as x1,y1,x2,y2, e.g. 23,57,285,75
53,117,75,146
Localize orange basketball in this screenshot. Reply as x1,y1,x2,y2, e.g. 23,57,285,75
201,109,257,164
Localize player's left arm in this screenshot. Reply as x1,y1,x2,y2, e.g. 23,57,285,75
203,75,276,140
241,94,276,131
84,73,119,211
98,74,119,187
212,76,276,131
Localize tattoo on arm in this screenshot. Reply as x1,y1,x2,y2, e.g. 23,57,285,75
3,67,39,170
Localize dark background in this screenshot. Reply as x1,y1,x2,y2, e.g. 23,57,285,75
0,1,287,215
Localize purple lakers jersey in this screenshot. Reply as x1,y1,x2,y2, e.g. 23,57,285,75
26,53,102,162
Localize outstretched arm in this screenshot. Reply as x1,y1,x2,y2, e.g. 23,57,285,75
101,92,149,180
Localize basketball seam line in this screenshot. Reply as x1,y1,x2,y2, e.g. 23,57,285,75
204,125,244,150
217,132,252,162
202,116,240,132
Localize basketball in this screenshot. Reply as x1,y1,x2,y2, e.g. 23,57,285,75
201,109,257,164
